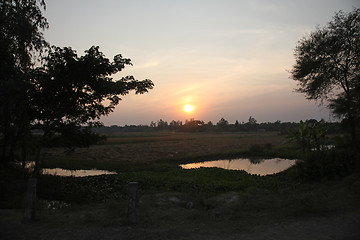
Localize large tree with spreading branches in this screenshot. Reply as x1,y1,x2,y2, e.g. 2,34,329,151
0,0,154,172
30,46,153,174
291,8,360,172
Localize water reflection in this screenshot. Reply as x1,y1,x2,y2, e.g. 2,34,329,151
248,158,264,164
20,161,116,177
180,158,296,176
41,168,116,177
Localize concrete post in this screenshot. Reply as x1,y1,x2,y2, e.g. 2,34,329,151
127,182,139,225
24,178,37,222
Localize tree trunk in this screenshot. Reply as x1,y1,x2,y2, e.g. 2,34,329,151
0,127,9,166
21,135,28,169
8,134,17,164
33,139,42,177
351,129,360,173
349,117,360,174
0,124,12,165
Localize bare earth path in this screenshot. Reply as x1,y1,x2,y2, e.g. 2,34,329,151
1,208,360,240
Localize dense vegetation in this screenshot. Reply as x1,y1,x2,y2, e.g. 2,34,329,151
93,118,342,134
0,0,153,174
1,127,357,206
291,8,360,172
1,4,360,239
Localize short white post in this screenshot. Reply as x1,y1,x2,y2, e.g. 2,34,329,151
127,182,139,225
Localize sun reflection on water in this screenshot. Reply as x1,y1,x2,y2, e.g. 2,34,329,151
180,158,296,176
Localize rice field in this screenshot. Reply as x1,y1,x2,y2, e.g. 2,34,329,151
40,131,292,170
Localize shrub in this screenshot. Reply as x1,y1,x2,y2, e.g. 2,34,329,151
295,149,354,181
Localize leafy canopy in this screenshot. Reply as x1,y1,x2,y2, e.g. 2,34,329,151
31,46,154,133
291,8,360,121
0,0,154,165
291,8,360,172
0,0,49,163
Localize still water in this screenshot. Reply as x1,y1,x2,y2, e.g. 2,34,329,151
41,168,116,177
180,158,296,176
22,161,116,177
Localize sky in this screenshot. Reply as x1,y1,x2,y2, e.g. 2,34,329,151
43,0,360,126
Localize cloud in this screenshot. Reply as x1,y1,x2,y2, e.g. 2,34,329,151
135,61,159,69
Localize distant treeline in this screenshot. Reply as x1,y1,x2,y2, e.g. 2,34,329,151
93,117,342,134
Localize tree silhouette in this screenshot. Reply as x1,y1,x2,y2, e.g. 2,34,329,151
183,118,204,132
0,1,154,171
291,8,360,171
0,0,49,165
30,46,153,174
216,118,229,127
248,116,257,125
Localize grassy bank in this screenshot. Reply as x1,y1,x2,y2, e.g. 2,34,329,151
1,165,360,240
1,131,360,239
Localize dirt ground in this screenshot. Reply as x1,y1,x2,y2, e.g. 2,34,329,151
1,193,360,240
1,209,359,240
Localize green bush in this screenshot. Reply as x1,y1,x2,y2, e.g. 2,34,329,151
295,149,354,181
249,144,263,154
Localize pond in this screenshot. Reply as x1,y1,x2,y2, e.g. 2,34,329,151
21,161,117,177
180,158,296,176
40,168,117,177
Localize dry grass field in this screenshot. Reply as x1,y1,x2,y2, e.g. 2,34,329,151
41,132,290,169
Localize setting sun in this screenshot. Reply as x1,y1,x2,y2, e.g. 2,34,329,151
183,104,194,113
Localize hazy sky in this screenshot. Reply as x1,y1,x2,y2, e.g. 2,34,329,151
43,0,359,126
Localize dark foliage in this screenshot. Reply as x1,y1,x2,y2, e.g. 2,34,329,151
291,8,360,172
31,45,153,136
0,1,154,170
0,0,49,164
294,150,354,181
